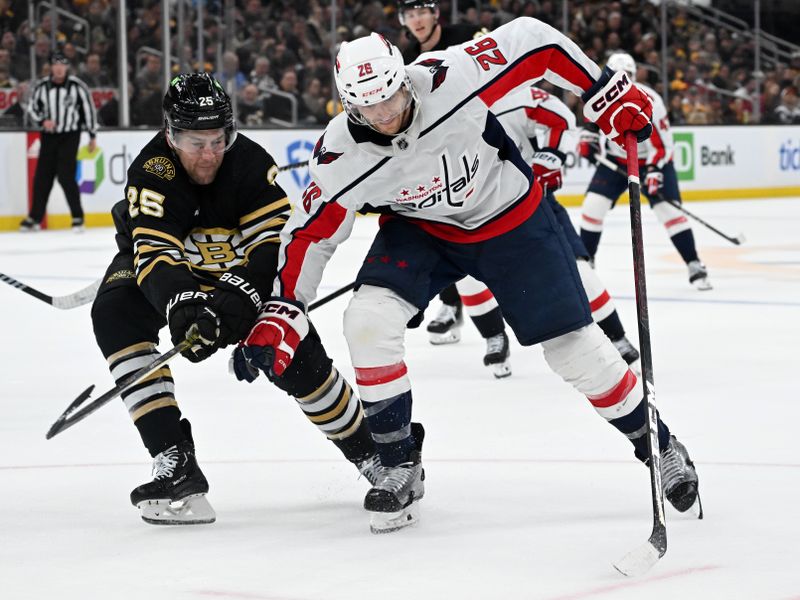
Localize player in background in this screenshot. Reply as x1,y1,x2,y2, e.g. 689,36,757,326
492,85,641,367
90,73,379,525
234,21,700,534
399,0,511,378
578,52,712,290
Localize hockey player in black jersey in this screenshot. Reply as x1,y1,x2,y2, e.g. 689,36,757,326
90,73,379,525
399,0,512,377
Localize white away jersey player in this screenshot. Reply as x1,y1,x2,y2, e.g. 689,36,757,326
602,82,673,168
491,85,579,162
275,17,602,306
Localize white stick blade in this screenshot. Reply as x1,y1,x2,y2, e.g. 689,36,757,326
736,233,746,244
612,541,663,577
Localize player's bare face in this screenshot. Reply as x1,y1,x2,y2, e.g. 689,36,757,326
403,8,437,43
172,129,226,185
358,87,412,135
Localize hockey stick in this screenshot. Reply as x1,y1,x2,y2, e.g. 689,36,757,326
0,272,101,309
45,281,358,440
594,154,745,245
612,132,668,577
278,160,309,172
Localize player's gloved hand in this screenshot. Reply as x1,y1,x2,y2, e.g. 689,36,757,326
531,148,565,192
582,66,653,146
229,343,274,383
577,130,600,164
239,297,309,376
210,267,263,348
644,165,664,196
166,291,220,363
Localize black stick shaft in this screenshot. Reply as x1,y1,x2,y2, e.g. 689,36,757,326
308,281,355,311
0,272,53,304
625,132,667,547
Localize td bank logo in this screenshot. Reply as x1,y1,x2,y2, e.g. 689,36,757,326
76,145,104,194
673,132,736,182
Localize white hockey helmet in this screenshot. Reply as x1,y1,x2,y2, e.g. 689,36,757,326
335,33,418,128
606,52,637,80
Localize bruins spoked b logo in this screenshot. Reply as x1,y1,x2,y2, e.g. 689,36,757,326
143,156,176,180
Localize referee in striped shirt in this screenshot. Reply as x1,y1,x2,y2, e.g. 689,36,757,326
21,51,98,232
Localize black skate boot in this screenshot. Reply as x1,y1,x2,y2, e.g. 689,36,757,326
659,436,702,517
364,423,426,533
427,302,463,345
483,331,512,379
687,260,712,291
130,430,215,525
19,217,40,232
612,336,641,373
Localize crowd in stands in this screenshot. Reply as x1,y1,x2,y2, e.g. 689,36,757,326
0,0,798,129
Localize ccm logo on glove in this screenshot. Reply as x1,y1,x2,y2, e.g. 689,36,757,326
587,71,632,114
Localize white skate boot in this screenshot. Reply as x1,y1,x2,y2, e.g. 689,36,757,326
687,260,712,291
427,302,463,344
484,331,512,379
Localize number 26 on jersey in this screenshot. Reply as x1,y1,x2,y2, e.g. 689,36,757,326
463,37,507,71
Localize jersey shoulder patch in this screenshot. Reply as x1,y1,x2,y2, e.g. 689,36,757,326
142,156,176,180
416,58,449,92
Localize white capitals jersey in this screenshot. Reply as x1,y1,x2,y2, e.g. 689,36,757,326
491,85,579,163
603,82,673,168
275,17,601,306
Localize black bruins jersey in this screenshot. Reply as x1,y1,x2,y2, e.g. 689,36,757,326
402,23,486,63
111,131,289,315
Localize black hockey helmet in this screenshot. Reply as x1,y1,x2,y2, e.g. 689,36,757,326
163,72,237,152
397,0,439,25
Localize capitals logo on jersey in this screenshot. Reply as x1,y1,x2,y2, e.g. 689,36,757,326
393,151,479,209
416,58,449,92
313,134,343,165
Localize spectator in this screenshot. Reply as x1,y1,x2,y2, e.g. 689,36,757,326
80,52,112,87
302,77,327,124
774,86,800,124
250,56,276,94
237,83,264,126
136,53,162,97
263,68,309,124
215,50,247,93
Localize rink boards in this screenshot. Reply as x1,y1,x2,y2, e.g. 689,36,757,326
0,124,798,230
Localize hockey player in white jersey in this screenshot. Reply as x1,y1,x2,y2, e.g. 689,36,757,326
578,52,712,290
234,20,700,533
492,84,640,367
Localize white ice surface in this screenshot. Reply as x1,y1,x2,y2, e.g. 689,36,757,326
1,199,798,600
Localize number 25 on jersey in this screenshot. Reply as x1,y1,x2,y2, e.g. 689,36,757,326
127,186,166,218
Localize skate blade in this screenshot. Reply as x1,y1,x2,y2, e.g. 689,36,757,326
688,491,704,520
369,503,420,534
429,330,461,345
138,493,216,525
692,278,713,291
489,361,512,379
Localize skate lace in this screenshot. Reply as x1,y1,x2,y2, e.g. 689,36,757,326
432,304,458,325
688,261,707,277
377,463,416,494
357,454,382,485
660,441,689,493
486,333,506,354
152,445,180,480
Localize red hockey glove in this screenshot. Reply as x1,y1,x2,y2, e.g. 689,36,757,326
582,67,653,146
240,298,309,376
577,130,600,164
644,165,664,196
531,149,565,192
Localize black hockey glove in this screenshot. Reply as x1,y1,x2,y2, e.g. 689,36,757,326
210,268,264,348
229,344,275,383
166,291,220,363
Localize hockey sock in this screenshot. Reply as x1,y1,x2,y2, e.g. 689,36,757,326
609,400,672,462
669,230,700,264
469,307,505,339
596,311,626,342
134,406,185,457
580,229,602,258
362,390,414,467
439,283,460,306
580,192,613,258
576,259,625,340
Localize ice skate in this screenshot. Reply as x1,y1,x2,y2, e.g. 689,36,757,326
659,435,702,518
687,260,712,291
354,452,381,486
19,218,40,232
71,218,85,234
364,450,425,533
484,331,512,379
427,302,463,344
612,336,641,374
130,440,216,525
